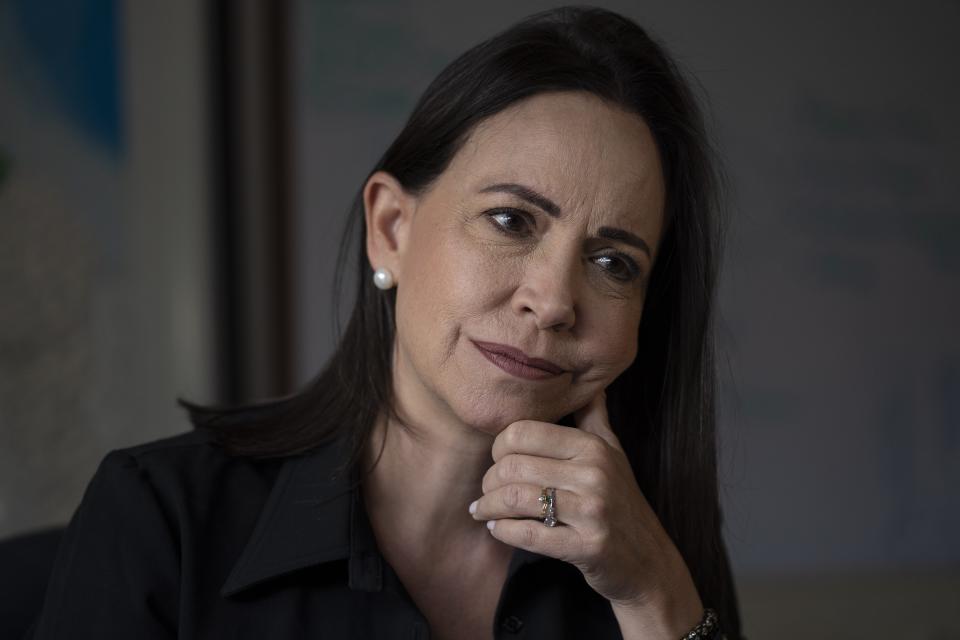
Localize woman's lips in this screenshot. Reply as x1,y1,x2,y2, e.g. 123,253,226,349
471,340,565,380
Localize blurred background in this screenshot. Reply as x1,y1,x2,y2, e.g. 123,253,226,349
1,0,958,637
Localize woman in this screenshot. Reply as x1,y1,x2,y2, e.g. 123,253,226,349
30,6,741,639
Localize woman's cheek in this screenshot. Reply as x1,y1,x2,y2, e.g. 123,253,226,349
592,324,639,382
448,239,521,304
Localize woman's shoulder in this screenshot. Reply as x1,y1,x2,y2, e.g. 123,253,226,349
30,429,296,637
112,425,236,464
91,427,287,519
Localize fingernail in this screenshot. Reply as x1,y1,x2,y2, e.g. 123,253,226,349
486,520,496,531
468,500,477,515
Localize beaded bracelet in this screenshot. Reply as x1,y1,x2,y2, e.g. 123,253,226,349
680,607,725,640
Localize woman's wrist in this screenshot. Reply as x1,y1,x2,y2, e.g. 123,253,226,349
678,608,723,639
609,577,705,640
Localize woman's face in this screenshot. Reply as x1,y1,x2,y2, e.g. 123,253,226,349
369,91,665,436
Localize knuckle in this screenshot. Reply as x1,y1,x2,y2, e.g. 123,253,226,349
500,455,524,480
503,484,524,510
585,438,607,459
595,527,612,552
506,421,535,448
503,421,524,445
580,495,606,520
520,524,538,548
580,466,606,489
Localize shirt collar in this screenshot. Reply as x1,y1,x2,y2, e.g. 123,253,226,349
220,434,359,597
221,432,547,598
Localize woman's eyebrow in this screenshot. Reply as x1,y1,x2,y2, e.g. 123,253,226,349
597,226,651,259
478,182,561,217
479,182,651,259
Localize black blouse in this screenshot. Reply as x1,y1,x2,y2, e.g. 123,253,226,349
27,428,625,639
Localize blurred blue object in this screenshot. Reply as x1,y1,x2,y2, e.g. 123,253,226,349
11,0,122,153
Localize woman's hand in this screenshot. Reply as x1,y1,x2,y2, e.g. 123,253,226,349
471,390,705,638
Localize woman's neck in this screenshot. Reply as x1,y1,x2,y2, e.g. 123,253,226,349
361,407,496,555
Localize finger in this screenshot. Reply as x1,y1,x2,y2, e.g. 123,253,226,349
481,453,591,494
485,516,584,562
471,483,588,525
574,389,621,450
491,419,595,463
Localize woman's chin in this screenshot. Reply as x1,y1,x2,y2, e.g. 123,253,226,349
455,398,570,436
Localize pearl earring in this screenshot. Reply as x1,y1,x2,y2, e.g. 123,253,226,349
372,267,395,290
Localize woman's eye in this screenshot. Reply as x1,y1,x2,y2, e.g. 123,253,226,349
486,208,533,236
592,253,640,282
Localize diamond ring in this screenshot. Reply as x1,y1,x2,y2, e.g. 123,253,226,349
538,487,558,527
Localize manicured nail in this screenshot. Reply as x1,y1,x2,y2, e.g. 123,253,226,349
468,500,478,515
486,520,496,531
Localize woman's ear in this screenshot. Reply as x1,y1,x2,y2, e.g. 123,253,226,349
363,170,415,281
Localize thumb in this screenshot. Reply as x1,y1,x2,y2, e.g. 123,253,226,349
574,389,621,450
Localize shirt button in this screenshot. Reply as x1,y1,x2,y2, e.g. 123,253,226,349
501,615,524,633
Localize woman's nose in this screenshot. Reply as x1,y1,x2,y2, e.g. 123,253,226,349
510,252,577,332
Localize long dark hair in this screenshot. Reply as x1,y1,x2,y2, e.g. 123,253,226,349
181,5,740,635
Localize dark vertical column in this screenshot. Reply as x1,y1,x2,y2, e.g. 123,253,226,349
208,0,293,404
266,0,293,396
